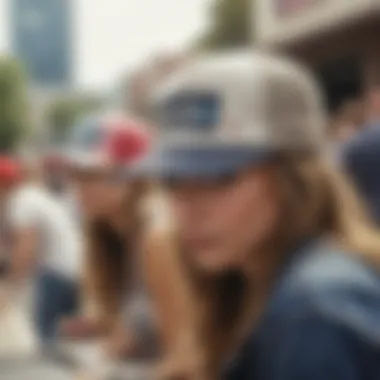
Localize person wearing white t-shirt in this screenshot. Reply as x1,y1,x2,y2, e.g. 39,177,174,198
0,157,83,346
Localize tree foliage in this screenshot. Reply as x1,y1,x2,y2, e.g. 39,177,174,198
0,57,29,152
199,0,252,50
47,96,101,143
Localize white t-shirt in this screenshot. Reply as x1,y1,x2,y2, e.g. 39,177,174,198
7,184,83,279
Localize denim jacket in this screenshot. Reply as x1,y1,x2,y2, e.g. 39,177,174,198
225,239,380,380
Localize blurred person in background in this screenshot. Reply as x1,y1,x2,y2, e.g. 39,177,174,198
0,214,9,277
41,151,82,229
132,52,380,380
0,157,21,278
330,99,365,144
365,83,380,126
42,152,69,196
61,115,191,364
0,155,83,351
343,86,380,224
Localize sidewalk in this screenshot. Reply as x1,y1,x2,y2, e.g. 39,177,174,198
0,290,152,379
58,340,152,379
0,357,71,380
0,285,36,357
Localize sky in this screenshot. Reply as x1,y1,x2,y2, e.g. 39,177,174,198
0,0,210,90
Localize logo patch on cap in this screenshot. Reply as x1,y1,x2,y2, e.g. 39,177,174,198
160,92,220,132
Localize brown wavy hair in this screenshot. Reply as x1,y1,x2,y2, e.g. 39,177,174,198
169,154,380,380
84,181,146,331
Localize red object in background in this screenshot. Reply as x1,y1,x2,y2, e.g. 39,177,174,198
105,121,151,165
0,156,21,185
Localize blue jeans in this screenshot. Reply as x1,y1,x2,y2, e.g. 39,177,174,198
35,270,79,344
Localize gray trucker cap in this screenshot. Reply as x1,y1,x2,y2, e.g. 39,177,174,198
131,51,327,179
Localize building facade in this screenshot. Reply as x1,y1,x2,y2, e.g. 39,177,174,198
10,0,72,89
255,0,380,112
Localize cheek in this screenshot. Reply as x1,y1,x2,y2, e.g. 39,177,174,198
203,179,280,267
170,198,196,229
224,183,280,256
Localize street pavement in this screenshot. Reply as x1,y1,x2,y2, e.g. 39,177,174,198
0,358,71,380
0,285,36,357
0,290,152,379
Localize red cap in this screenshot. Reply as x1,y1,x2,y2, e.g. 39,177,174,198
68,114,151,170
105,122,151,165
0,156,21,185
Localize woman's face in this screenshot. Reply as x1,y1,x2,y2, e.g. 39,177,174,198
72,169,131,220
167,166,281,273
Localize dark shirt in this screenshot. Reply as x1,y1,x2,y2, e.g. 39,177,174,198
342,123,380,223
224,239,380,380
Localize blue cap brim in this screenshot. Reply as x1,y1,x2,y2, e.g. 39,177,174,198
128,146,275,179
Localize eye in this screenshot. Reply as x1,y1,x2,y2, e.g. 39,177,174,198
162,173,239,193
213,172,240,187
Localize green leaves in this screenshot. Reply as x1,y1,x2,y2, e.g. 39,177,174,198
0,57,29,152
47,96,101,144
198,0,252,50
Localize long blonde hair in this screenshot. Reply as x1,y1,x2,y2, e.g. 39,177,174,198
172,154,380,379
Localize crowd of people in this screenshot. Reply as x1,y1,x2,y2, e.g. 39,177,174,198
1,51,380,380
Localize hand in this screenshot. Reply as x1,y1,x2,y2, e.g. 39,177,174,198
60,317,104,340
103,325,138,360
